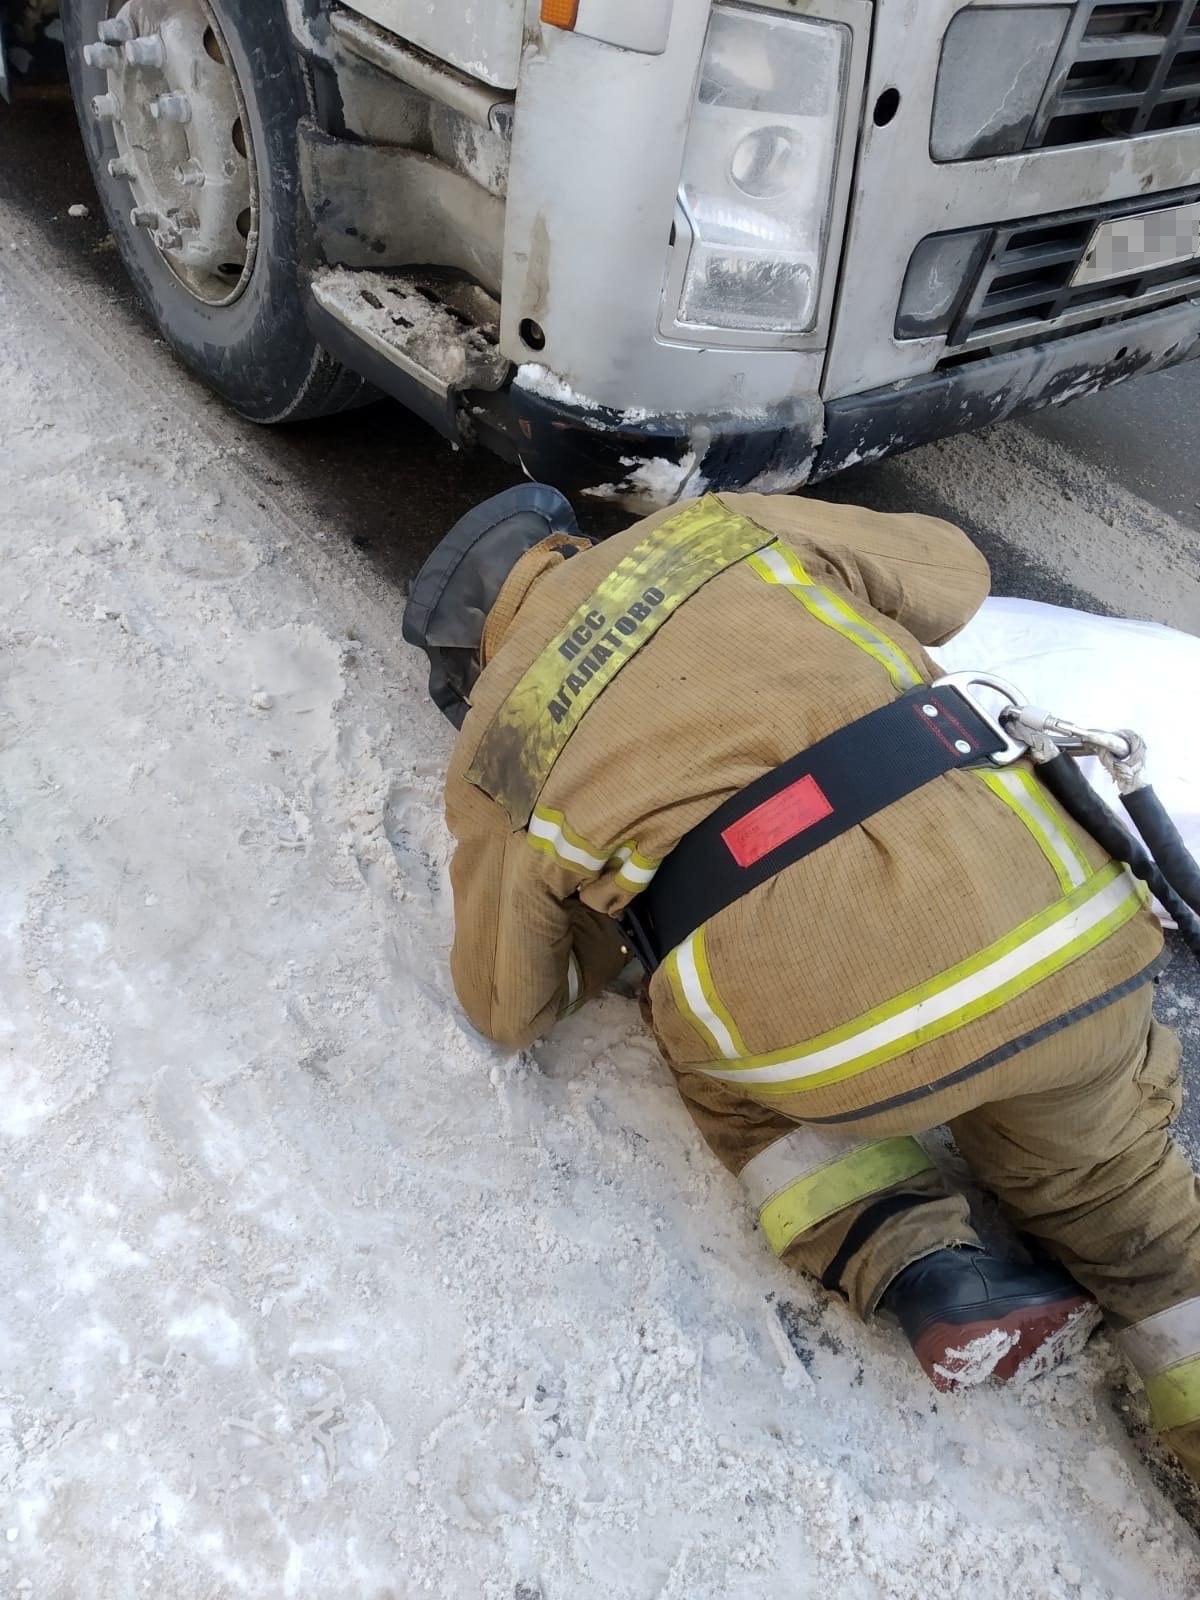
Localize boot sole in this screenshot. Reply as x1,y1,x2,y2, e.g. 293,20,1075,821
913,1294,1101,1393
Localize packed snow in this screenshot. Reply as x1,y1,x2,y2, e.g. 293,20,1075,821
513,363,602,410
2,254,1199,1599
582,450,707,510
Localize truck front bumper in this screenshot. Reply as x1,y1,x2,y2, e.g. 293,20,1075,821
491,296,1200,507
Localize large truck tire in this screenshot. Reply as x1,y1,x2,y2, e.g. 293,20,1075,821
62,0,371,423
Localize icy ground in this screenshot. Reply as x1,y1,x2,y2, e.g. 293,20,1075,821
2,269,1200,1600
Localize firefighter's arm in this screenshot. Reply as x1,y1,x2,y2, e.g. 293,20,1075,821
728,493,991,646
445,773,626,1050
823,507,991,646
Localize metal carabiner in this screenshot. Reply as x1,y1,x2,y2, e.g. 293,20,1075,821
1000,706,1134,762
930,671,1031,766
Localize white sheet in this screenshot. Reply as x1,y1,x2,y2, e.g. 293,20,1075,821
935,596,1200,923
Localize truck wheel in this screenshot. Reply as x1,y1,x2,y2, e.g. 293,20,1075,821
62,0,370,422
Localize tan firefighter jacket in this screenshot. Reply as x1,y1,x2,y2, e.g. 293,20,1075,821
444,492,1163,1126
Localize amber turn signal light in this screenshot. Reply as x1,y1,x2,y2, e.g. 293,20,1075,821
541,0,579,29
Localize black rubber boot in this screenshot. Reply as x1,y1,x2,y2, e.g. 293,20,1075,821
880,1247,1101,1391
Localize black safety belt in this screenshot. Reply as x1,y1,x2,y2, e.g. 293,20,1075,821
622,682,1010,971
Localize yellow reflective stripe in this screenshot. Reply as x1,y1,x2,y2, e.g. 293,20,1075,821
689,862,1142,1095
1121,1297,1200,1431
740,1126,868,1208
619,844,660,875
739,1125,932,1208
1145,1356,1200,1433
528,811,663,893
976,768,1092,894
469,495,776,826
528,805,608,873
758,1138,934,1255
615,866,659,892
692,926,747,1056
612,842,662,894
614,857,662,896
747,542,922,691
665,926,747,1059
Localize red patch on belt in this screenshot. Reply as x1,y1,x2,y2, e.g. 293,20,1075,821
721,774,834,867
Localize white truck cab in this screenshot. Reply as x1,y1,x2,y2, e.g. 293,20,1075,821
5,0,1200,505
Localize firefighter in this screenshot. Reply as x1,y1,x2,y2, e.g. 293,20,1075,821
404,484,1200,1486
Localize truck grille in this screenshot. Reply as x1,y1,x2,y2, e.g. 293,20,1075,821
1030,0,1200,147
945,185,1200,349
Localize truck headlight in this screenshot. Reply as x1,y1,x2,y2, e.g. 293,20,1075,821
675,4,850,335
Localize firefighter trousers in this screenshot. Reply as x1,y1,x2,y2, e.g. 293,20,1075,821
670,984,1200,1486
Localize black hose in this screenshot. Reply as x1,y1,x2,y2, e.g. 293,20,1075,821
1036,753,1200,963
1120,785,1200,921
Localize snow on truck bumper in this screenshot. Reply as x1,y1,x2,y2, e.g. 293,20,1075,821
500,297,1200,508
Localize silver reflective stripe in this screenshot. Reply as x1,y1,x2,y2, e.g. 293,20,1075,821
666,927,746,1060
529,809,662,894
612,844,661,893
740,1127,935,1255
739,1126,874,1209
564,953,582,1014
529,806,608,872
1116,1293,1200,1376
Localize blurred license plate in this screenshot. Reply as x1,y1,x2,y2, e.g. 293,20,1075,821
1072,201,1200,288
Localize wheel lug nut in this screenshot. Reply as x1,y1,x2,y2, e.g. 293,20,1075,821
150,93,191,123
97,16,134,44
154,227,184,251
107,156,136,180
83,42,121,68
175,158,206,189
91,93,121,121
123,35,164,67
130,207,160,229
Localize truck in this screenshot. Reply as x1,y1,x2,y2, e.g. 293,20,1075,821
3,0,1199,507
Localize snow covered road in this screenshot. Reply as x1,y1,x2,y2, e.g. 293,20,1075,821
3,103,1200,1600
